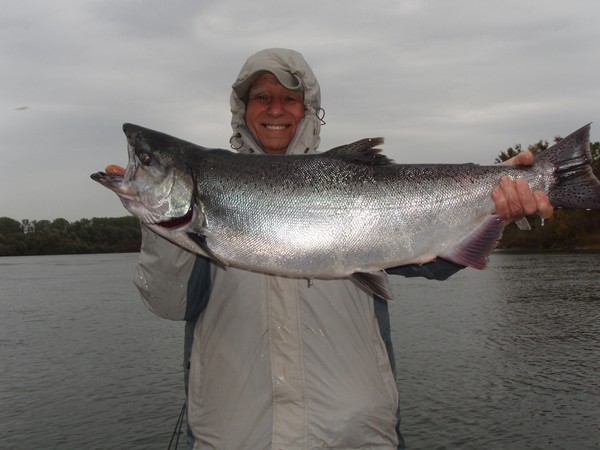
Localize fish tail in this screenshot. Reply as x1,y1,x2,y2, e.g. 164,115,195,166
535,123,600,209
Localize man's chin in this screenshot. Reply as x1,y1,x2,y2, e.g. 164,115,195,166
258,137,292,154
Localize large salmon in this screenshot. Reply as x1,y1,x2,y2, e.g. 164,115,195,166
91,123,600,299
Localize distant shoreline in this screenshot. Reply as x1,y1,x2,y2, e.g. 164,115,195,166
3,247,600,260
3,214,600,257
0,216,141,257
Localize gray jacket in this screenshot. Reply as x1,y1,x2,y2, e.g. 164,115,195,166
134,48,460,450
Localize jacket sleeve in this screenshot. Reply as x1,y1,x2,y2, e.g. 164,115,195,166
386,258,465,281
134,225,197,320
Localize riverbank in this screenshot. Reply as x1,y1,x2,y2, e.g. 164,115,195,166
3,210,600,257
0,216,141,256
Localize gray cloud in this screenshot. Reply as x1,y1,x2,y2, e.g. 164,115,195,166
1,0,599,221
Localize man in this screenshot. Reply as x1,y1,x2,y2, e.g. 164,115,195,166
134,49,553,450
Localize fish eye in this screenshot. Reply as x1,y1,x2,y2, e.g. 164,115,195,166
139,152,152,165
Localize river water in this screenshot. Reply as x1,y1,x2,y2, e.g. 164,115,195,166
390,252,600,449
0,252,599,449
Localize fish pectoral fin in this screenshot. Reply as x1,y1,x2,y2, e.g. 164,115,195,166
351,271,395,301
440,213,508,270
186,232,229,267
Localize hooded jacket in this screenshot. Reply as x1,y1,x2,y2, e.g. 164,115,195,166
134,48,460,450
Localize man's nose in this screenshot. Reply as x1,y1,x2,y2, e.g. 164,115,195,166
266,98,285,116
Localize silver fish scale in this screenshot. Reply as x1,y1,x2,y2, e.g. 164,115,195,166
192,152,549,278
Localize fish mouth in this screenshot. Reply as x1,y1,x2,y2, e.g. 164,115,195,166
91,171,124,184
91,171,133,197
91,171,130,196
93,168,195,230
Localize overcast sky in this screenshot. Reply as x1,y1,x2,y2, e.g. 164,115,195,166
2,0,599,222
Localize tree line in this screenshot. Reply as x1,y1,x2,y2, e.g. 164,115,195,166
0,216,141,256
2,134,600,257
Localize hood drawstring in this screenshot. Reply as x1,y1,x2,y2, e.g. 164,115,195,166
317,108,326,126
229,133,243,151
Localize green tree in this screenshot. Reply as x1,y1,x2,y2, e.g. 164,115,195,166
494,144,522,164
31,219,52,235
0,217,23,235
51,218,70,234
494,136,562,163
0,216,141,256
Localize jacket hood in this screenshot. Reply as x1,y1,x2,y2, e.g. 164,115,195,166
230,48,322,155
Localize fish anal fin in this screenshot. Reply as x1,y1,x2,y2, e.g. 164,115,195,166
187,232,229,267
351,271,395,301
441,213,508,270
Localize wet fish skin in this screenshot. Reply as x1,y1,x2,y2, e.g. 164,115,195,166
91,123,600,300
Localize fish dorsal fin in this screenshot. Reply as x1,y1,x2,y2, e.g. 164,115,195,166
323,138,394,165
351,271,395,301
440,213,508,270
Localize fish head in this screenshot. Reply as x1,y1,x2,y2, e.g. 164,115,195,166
91,123,197,229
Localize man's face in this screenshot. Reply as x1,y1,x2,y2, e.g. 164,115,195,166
244,73,305,154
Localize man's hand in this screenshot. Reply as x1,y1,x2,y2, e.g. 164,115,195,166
106,165,126,174
492,151,554,223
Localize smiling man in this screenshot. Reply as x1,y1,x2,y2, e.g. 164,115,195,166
134,48,553,450
243,73,306,154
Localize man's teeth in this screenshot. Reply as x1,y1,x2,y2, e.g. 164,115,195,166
265,125,286,130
